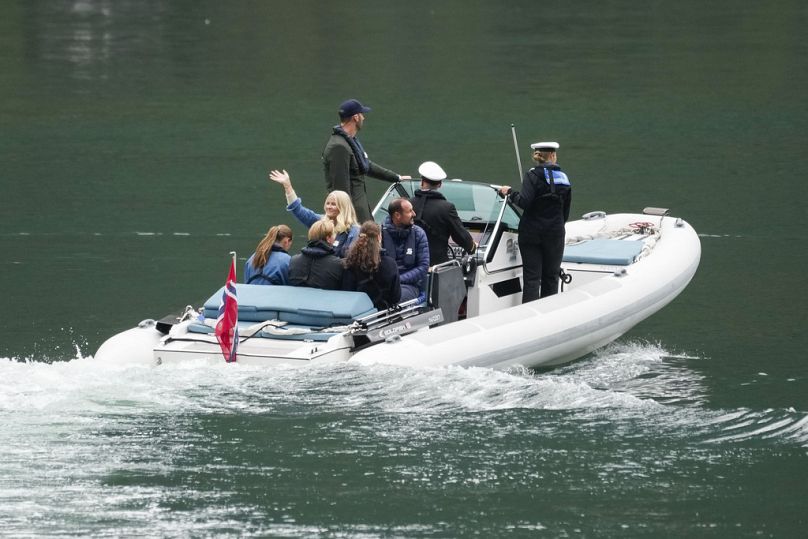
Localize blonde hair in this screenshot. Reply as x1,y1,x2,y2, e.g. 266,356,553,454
326,190,359,234
252,224,293,269
308,219,335,242
533,149,555,164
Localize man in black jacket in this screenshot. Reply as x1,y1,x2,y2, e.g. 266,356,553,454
410,161,476,266
322,99,409,223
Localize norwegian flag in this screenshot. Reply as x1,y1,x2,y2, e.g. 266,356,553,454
215,255,239,363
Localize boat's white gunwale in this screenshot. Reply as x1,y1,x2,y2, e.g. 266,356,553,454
94,207,700,370
452,253,699,369
352,216,700,369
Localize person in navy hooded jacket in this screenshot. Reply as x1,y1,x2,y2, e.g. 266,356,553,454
381,198,429,302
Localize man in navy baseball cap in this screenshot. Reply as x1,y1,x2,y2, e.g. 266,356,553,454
322,98,409,222
338,99,372,120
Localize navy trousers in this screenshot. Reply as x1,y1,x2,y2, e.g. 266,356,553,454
519,231,565,303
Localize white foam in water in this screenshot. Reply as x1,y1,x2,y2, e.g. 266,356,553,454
2,343,807,537
2,340,806,447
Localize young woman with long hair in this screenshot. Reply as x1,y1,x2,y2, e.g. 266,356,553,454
244,224,294,285
341,221,401,309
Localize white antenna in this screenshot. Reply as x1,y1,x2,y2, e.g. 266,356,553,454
511,124,523,182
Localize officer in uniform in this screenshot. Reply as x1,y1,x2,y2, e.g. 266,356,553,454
499,142,572,303
410,161,477,265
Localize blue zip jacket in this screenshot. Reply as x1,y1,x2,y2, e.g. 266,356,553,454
244,246,291,285
381,216,430,287
287,197,359,258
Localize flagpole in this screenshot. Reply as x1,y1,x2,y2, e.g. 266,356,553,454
511,123,524,183
229,251,238,362
215,251,240,363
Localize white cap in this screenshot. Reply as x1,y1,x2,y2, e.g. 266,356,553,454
418,161,447,182
530,141,559,151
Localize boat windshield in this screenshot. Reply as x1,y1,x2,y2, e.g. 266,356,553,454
372,179,522,247
374,180,520,222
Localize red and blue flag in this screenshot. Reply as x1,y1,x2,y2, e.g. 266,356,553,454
215,257,239,363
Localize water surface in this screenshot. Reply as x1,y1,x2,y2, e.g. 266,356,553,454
1,1,806,536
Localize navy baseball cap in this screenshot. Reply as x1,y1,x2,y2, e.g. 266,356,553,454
339,99,371,119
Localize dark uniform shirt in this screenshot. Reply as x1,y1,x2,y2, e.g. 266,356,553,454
509,164,572,234
411,189,475,265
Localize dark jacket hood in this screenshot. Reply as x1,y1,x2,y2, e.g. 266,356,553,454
301,240,336,258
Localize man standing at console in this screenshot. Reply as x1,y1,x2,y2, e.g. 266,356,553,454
410,161,477,265
322,99,409,223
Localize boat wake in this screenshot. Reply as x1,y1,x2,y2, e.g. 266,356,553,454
1,341,806,448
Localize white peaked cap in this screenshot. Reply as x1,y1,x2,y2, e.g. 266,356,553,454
418,161,447,182
530,141,560,150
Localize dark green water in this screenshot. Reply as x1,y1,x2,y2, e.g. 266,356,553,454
1,1,806,536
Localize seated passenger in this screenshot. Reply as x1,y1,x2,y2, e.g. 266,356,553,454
342,221,401,310
382,198,429,302
288,219,344,290
244,224,293,285
268,169,360,257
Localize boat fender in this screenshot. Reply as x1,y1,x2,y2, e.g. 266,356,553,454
582,211,606,221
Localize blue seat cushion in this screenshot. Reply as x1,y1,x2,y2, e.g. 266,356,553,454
202,284,376,326
258,329,337,342
562,239,644,266
187,321,339,342
187,320,257,334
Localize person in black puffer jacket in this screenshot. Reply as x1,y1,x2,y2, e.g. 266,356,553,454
288,219,344,290
342,221,401,310
499,141,572,303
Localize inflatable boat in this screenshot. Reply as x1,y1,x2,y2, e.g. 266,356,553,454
94,180,701,369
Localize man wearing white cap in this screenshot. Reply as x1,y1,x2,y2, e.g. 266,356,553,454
499,142,572,303
322,99,410,223
411,161,476,265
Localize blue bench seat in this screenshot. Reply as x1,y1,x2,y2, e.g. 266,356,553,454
202,284,376,327
187,321,338,342
562,239,645,266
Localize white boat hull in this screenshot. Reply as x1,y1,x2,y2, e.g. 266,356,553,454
353,213,699,369
96,211,699,371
